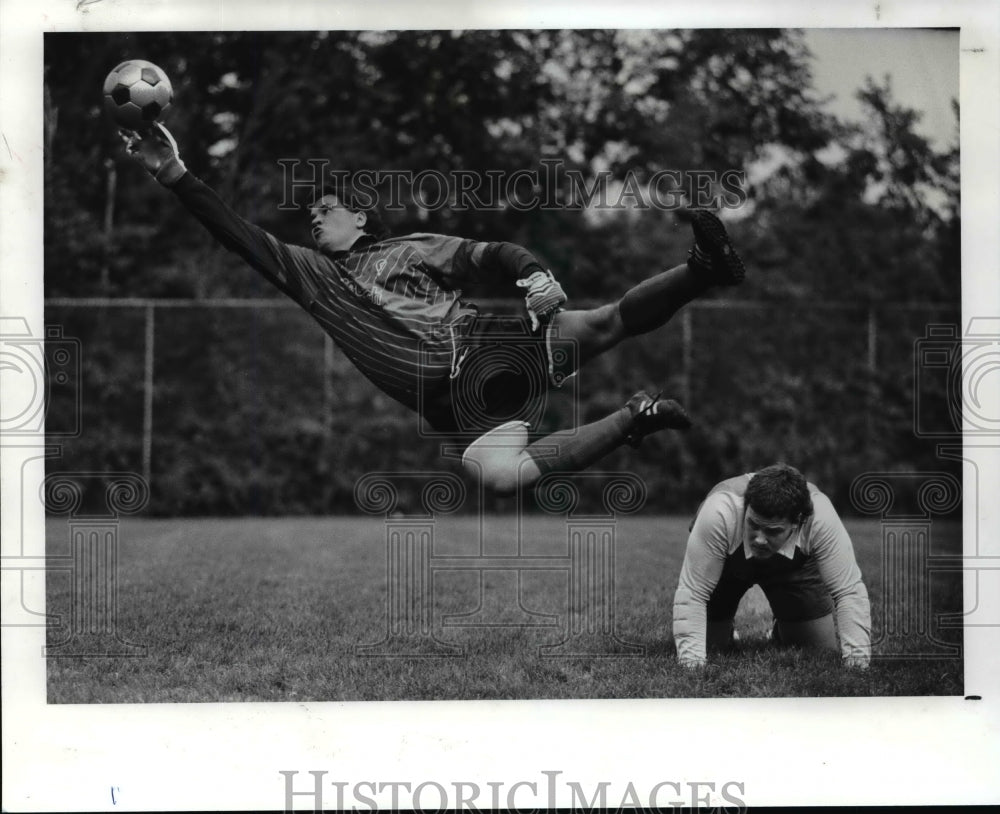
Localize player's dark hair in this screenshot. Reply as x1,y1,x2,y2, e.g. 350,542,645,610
314,175,389,240
744,463,814,524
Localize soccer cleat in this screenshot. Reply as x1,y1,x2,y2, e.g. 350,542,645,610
624,390,692,447
685,209,746,286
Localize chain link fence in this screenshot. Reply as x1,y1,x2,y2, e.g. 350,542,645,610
44,298,961,515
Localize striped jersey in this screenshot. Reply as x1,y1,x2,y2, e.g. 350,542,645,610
170,173,483,411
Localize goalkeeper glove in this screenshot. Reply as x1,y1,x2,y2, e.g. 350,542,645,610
120,122,187,186
516,269,567,331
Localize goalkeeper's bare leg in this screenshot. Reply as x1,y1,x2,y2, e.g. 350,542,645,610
462,392,691,494
462,210,744,494
551,209,745,373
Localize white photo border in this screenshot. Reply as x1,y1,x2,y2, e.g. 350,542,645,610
2,0,998,809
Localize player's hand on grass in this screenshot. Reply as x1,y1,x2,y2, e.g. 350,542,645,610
120,122,187,186
516,269,567,331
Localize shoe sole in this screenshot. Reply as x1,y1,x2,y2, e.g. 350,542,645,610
626,393,691,447
690,209,746,285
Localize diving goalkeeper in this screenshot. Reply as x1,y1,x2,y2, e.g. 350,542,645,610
122,124,746,493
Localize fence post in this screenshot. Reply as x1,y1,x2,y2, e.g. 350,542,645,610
142,304,155,488
867,307,878,442
681,308,693,409
323,333,335,441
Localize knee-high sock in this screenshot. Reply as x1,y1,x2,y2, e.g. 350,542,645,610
617,262,706,336
525,408,631,475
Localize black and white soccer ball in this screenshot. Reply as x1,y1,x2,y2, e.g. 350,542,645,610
103,59,173,131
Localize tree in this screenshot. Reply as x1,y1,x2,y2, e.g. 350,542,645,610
43,30,961,514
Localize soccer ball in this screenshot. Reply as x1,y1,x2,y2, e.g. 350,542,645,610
103,60,173,130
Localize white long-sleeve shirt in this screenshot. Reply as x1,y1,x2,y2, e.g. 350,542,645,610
672,474,871,666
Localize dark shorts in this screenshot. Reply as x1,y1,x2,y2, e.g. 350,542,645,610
707,547,834,623
420,313,573,440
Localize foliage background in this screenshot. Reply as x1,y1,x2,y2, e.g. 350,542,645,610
43,30,961,515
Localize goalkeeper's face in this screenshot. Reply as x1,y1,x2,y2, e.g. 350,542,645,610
310,194,367,252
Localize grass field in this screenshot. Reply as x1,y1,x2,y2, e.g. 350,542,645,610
45,514,963,702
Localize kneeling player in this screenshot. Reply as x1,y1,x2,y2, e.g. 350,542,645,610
672,463,871,669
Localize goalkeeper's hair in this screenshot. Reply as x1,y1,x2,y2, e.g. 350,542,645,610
314,175,389,240
745,463,814,524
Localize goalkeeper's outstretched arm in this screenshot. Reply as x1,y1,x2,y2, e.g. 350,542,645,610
120,124,315,303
